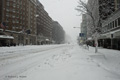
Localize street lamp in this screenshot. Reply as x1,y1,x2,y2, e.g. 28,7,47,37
73,27,80,28
73,27,81,44
73,27,81,32
35,14,39,45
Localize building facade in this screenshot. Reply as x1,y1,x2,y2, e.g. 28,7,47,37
86,0,120,50
0,0,54,46
100,8,120,50
36,0,53,44
98,0,120,50
52,21,65,44
80,14,87,43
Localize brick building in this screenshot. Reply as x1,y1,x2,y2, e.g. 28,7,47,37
0,0,59,46
0,0,37,46
36,0,53,44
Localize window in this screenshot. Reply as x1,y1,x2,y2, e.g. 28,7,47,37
13,0,16,2
6,8,9,12
13,4,16,8
12,15,15,18
7,2,10,6
108,24,110,30
112,21,114,28
12,20,16,23
117,0,120,9
6,13,9,17
16,20,19,23
115,19,118,27
110,23,112,29
118,17,120,26
106,25,109,30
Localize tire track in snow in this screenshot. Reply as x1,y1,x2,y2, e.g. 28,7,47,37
0,45,72,80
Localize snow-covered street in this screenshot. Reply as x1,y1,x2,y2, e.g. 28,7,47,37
0,44,120,80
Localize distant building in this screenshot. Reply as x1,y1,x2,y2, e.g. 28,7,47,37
81,14,87,43
52,21,65,44
86,0,100,39
36,0,53,44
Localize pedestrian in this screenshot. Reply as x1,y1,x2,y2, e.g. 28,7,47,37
86,41,89,50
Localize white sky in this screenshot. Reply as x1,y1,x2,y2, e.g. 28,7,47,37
39,0,82,42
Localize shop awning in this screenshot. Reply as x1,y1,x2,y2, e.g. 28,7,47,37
87,37,93,40
100,29,120,39
0,35,14,39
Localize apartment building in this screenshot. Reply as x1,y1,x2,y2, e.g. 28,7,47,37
100,0,120,50
27,0,37,45
0,0,37,46
36,0,53,44
101,9,120,49
86,0,120,50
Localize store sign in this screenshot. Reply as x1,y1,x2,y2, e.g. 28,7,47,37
79,33,84,37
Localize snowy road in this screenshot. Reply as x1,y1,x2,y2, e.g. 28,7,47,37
0,44,120,80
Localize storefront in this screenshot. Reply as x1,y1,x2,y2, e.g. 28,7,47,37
0,35,14,46
99,29,120,50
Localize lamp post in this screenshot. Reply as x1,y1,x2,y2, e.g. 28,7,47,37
35,14,39,45
73,27,81,32
73,27,80,28
73,27,81,45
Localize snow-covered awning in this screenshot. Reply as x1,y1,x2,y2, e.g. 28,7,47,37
45,39,49,41
102,29,120,36
100,29,120,38
0,35,14,39
87,37,93,40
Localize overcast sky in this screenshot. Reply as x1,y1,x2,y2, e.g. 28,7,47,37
39,0,82,42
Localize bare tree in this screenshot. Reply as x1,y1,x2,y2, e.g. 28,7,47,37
76,0,114,53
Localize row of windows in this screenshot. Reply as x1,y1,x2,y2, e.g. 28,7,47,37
5,8,26,15
6,0,26,6
116,0,120,9
102,17,120,32
6,14,26,20
5,19,26,25
12,26,22,29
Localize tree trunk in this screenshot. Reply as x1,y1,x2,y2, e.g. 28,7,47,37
95,32,98,53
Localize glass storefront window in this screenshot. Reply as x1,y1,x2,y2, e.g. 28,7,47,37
115,19,118,27
118,17,120,26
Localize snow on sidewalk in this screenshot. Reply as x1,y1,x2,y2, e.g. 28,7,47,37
9,44,120,80
84,46,120,76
